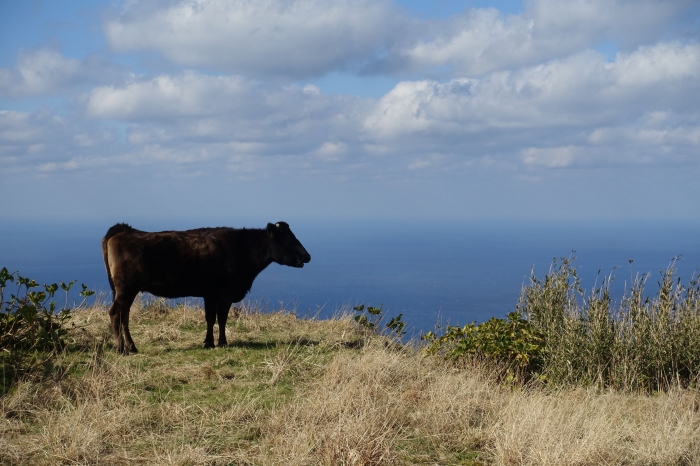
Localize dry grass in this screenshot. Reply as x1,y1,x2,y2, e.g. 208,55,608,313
2,299,700,465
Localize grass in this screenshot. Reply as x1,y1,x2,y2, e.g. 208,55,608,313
520,256,700,391
2,295,700,465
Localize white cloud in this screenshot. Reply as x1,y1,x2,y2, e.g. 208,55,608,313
0,110,40,144
104,0,402,77
522,146,576,168
407,158,430,170
0,109,111,173
388,8,539,76
0,49,80,96
588,112,700,160
386,0,697,77
102,0,697,80
613,42,700,89
87,72,251,119
86,70,371,160
0,49,132,98
5,37,699,180
4,0,700,222
314,141,347,161
365,42,700,142
525,0,691,48
408,153,451,170
3,1,700,188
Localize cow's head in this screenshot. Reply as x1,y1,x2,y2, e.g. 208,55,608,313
267,222,311,268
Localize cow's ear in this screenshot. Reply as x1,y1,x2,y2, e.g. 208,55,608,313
267,223,276,237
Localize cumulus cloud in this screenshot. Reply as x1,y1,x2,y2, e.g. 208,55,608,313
70,42,699,181
313,141,347,162
104,0,403,77
365,42,700,142
522,146,576,168
3,0,700,183
102,0,698,80
86,70,371,158
0,49,132,98
378,0,697,77
0,50,80,97
0,108,122,173
0,106,244,177
4,37,698,180
87,72,253,120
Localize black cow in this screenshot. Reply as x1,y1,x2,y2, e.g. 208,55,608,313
102,222,311,354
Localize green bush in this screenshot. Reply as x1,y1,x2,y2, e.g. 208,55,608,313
0,267,93,392
422,311,544,381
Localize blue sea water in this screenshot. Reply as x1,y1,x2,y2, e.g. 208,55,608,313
2,219,700,337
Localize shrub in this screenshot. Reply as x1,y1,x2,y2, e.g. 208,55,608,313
0,267,93,392
422,311,544,382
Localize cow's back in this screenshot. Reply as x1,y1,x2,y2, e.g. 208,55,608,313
106,227,234,299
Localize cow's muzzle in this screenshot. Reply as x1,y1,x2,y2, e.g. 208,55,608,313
294,253,311,268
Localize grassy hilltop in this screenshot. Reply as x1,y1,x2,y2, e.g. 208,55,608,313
3,259,700,464
1,297,700,465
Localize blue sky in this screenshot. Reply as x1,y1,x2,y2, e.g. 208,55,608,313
1,0,699,224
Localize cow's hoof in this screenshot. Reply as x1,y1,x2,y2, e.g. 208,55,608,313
203,342,215,349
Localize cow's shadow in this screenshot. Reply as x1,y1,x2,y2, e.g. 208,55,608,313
226,338,321,349
223,337,365,350
168,337,324,353
160,335,367,353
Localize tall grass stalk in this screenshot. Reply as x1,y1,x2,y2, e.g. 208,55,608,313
520,257,700,391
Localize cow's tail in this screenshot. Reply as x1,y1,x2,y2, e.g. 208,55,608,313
102,223,134,301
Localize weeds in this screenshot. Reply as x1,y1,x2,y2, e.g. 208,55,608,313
353,304,406,339
422,256,700,392
0,267,93,392
518,256,700,391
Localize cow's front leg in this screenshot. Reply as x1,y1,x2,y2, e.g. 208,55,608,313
216,302,231,347
203,299,216,349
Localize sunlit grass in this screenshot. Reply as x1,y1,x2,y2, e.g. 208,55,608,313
2,295,700,465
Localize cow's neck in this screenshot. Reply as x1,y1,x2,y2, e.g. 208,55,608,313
231,228,275,297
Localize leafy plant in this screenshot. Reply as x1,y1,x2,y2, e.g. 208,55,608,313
353,304,383,330
423,311,543,380
386,313,406,337
0,267,94,391
353,304,406,338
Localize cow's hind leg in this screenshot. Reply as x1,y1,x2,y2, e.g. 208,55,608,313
109,290,138,355
216,302,232,347
203,298,217,349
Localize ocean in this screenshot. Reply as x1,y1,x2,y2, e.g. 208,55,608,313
2,218,700,337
